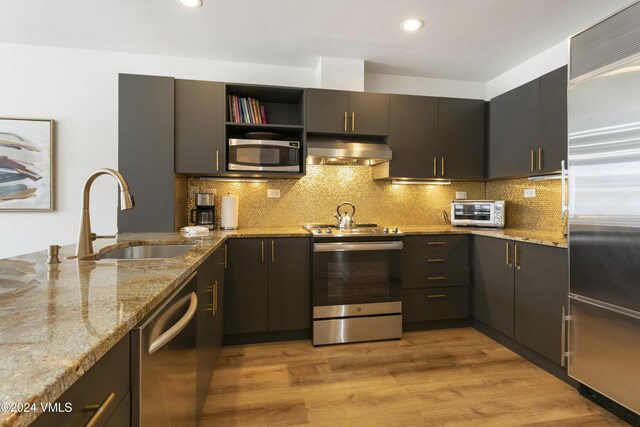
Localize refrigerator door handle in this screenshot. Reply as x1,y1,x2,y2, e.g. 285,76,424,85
561,160,569,219
561,305,572,367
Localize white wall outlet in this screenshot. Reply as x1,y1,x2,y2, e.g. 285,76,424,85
524,188,536,198
455,191,467,199
267,189,281,198
188,186,198,200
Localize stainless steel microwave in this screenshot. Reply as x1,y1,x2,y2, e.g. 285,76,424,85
227,139,301,172
451,200,505,228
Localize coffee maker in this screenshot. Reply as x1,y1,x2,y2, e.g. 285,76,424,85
190,193,215,230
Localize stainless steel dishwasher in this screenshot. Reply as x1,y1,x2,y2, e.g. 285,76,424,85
131,273,198,427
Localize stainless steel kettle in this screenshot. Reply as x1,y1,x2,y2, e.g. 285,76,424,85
335,202,356,229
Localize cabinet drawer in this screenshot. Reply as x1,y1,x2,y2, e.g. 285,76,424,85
403,250,468,269
403,286,469,322
402,235,468,253
403,267,469,288
32,335,130,427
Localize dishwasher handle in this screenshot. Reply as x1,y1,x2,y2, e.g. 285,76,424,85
148,292,198,355
314,241,403,252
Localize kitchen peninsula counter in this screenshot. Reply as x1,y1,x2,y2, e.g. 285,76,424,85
0,226,563,426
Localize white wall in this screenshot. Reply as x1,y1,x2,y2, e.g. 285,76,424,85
0,42,317,259
365,73,486,99
485,40,568,99
316,57,365,91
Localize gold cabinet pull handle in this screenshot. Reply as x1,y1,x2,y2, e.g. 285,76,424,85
441,157,445,176
427,258,446,262
530,150,535,172
351,112,355,132
343,112,347,132
538,148,543,170
213,281,218,313
271,240,275,263
261,241,265,263
433,157,437,176
216,150,220,171
427,241,446,245
427,294,446,299
223,244,228,269
427,276,446,281
514,244,519,269
505,242,510,266
84,392,116,427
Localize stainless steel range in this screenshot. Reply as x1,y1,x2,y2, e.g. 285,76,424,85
304,203,404,346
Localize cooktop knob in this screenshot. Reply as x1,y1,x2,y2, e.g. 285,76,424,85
326,228,332,234
392,227,399,233
382,227,389,233
314,229,322,234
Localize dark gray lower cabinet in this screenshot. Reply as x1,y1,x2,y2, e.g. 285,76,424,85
472,236,568,364
31,335,130,427
514,242,568,364
402,235,470,325
471,236,515,337
196,246,225,421
225,238,310,335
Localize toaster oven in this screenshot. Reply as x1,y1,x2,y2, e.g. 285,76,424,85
451,200,505,228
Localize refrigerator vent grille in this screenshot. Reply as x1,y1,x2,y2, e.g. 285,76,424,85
570,1,640,80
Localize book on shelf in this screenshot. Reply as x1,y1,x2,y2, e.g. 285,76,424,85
227,95,269,124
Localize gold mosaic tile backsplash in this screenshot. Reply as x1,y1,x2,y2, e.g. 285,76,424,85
180,165,564,234
486,177,565,235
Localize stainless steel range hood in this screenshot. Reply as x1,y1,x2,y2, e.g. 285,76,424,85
306,137,392,166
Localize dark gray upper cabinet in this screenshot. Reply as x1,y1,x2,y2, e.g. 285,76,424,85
538,66,568,174
118,74,176,232
471,236,515,338
514,242,568,364
224,237,310,336
306,89,389,136
374,95,485,180
489,66,567,178
175,79,226,175
385,94,438,179
438,98,485,179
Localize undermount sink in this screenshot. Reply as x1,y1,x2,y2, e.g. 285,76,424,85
98,244,196,260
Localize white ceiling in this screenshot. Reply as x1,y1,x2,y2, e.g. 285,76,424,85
0,0,635,82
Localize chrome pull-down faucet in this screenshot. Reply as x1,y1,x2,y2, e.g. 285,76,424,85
76,168,135,257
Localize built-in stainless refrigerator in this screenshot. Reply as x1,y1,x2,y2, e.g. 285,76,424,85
567,0,640,416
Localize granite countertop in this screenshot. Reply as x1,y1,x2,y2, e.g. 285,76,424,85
399,226,567,248
0,225,564,426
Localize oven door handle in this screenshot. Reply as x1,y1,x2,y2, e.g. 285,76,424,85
313,241,404,252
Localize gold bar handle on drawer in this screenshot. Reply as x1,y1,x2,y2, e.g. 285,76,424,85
514,244,519,269
538,148,543,170
271,240,275,263
433,157,437,176
343,112,347,132
216,150,220,171
427,276,446,281
505,242,510,266
351,112,355,132
84,392,116,427
427,241,446,245
427,294,446,299
213,281,218,314
261,241,265,263
441,157,445,176
530,150,535,172
427,258,446,262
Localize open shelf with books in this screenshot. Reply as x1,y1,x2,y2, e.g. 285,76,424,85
225,84,305,128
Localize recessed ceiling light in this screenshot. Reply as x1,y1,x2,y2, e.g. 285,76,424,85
178,0,202,7
401,19,424,32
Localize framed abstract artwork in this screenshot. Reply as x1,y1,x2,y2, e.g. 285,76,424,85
0,118,55,211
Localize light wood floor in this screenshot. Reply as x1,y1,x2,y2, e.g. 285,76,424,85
201,328,627,426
